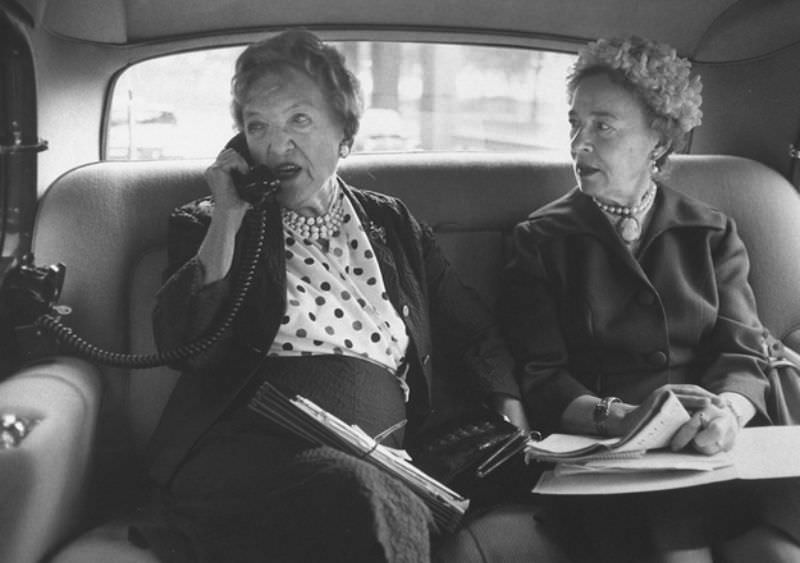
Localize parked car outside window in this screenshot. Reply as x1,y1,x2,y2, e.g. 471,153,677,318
106,105,180,160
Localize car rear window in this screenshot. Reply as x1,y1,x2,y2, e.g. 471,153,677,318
105,41,575,160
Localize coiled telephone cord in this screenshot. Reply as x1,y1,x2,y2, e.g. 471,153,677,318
33,207,267,369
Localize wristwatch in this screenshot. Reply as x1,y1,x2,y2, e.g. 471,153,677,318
593,396,622,436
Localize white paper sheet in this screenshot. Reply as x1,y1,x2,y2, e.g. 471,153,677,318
533,426,800,495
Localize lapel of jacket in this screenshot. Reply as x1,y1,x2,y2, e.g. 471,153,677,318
640,183,727,244
249,199,285,288
564,188,646,272
560,184,728,276
340,180,404,306
247,200,287,346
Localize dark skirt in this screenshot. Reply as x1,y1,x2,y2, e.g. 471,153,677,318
133,355,433,563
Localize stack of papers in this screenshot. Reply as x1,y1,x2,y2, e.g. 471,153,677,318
532,426,800,495
554,451,732,476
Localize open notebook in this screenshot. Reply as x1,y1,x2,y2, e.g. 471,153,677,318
248,380,470,532
525,389,691,463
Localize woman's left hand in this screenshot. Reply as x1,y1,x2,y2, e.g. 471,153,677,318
669,392,740,455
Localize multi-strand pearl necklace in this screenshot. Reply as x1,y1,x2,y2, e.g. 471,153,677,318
592,183,657,244
282,189,345,241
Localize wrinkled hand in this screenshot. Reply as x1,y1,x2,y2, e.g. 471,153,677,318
205,147,251,211
666,384,739,455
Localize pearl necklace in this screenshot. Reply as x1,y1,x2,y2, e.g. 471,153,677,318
592,184,657,244
282,189,345,241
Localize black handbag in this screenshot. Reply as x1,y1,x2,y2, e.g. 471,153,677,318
409,409,539,506
763,331,800,425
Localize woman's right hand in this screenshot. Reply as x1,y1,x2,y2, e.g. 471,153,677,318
613,385,739,455
196,148,253,284
204,147,251,213
608,384,721,436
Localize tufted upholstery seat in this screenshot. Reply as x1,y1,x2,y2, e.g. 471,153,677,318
2,152,799,562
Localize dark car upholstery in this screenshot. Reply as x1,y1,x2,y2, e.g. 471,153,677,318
5,152,800,562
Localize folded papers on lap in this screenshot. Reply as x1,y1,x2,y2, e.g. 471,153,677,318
525,389,691,464
554,451,732,475
526,389,800,494
532,426,800,494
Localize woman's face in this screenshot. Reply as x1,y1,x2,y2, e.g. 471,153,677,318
568,72,662,206
241,67,344,214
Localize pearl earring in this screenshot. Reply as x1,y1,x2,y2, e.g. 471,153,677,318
650,151,662,174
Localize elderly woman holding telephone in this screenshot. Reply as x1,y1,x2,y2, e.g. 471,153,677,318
501,36,800,562
138,29,529,563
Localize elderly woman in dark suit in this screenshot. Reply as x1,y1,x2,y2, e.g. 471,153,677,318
501,36,800,562
137,29,530,563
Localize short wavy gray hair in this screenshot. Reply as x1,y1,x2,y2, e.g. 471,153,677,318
567,36,703,170
231,29,363,149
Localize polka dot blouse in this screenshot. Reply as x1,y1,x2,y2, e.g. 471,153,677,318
268,190,410,378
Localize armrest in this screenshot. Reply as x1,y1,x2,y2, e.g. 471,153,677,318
0,357,102,563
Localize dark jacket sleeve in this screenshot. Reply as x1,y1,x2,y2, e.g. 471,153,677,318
500,222,591,431
700,218,769,417
152,197,236,373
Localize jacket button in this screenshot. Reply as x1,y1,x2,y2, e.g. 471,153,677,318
647,350,668,367
402,305,410,317
637,291,655,306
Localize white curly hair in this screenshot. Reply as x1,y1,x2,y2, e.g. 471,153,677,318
567,36,703,168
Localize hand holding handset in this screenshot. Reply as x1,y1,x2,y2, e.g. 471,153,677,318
225,133,280,206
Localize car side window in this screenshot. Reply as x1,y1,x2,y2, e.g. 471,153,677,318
104,42,575,160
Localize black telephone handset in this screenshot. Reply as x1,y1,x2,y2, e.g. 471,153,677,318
225,133,280,206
